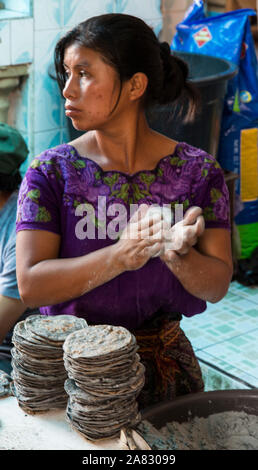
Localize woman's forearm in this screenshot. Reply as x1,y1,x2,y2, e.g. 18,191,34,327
162,247,233,303
20,243,125,308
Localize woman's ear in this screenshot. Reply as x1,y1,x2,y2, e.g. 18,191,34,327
129,72,148,101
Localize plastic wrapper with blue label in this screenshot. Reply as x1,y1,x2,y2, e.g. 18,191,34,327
172,0,258,258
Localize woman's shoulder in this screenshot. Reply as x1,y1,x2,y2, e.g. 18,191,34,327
29,143,76,167
171,142,223,177
25,144,88,186
175,142,216,163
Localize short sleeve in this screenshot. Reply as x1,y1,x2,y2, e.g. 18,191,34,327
16,153,62,235
0,228,20,299
191,152,231,231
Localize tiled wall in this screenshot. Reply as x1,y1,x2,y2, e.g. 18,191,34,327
0,18,33,66
4,0,163,175
3,0,31,14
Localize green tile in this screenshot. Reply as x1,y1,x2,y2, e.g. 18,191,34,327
229,310,242,316
247,289,258,296
228,305,242,311
217,313,235,321
242,359,257,368
245,309,258,317
244,351,258,360
227,346,240,353
224,292,237,300
245,333,258,341
186,329,202,338
207,329,221,336
228,337,248,346
215,325,234,334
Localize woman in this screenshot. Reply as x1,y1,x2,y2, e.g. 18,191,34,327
16,14,233,408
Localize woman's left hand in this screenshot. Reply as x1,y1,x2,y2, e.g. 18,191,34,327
160,206,205,262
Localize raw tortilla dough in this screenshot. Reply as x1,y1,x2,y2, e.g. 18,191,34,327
141,206,173,258
137,411,258,450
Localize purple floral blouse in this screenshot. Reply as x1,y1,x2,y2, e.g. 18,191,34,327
16,142,230,329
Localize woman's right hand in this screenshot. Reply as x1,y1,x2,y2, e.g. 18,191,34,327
115,204,164,271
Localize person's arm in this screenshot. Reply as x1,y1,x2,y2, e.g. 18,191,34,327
16,230,125,308
16,205,163,308
0,231,27,343
0,295,27,344
159,150,233,303
160,228,233,303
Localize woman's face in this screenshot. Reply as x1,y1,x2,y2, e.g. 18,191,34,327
63,43,123,131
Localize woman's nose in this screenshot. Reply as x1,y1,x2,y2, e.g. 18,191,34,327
62,75,78,100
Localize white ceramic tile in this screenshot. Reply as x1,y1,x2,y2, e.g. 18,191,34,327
0,10,28,19
229,281,258,305
199,360,251,392
34,29,62,132
197,349,258,388
9,73,31,133
145,17,163,37
115,1,162,38
182,298,258,351
60,101,67,128
33,0,62,30
19,132,31,178
115,0,161,19
0,21,11,66
34,129,62,156
10,18,33,64
198,331,258,381
4,0,31,15
61,125,70,144
63,0,114,28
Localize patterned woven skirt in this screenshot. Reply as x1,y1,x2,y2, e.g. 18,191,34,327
131,311,204,409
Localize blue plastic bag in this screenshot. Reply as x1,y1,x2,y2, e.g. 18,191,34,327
172,1,258,257
172,1,258,119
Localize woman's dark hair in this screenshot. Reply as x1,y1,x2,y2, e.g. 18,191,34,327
0,171,22,192
54,13,199,121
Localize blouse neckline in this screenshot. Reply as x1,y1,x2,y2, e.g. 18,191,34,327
66,142,182,178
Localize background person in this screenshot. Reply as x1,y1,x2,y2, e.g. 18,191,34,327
15,14,233,407
0,123,38,374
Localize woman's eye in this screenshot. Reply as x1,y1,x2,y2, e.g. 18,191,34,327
63,70,89,80
79,70,88,78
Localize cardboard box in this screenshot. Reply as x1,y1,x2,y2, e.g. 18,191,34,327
160,0,193,43
226,0,256,10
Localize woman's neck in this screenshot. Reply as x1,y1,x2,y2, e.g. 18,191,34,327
82,108,159,174
92,111,155,174
70,107,177,174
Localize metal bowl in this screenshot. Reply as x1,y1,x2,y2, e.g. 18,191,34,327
142,389,258,428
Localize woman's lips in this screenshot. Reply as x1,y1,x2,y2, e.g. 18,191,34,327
65,106,82,117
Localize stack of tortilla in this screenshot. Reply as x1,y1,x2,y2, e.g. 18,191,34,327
0,371,13,398
11,314,87,413
63,325,145,440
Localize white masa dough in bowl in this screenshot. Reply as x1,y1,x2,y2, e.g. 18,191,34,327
137,410,258,450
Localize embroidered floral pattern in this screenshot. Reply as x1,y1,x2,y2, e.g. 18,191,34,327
15,142,230,327
17,142,230,229
17,175,51,223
